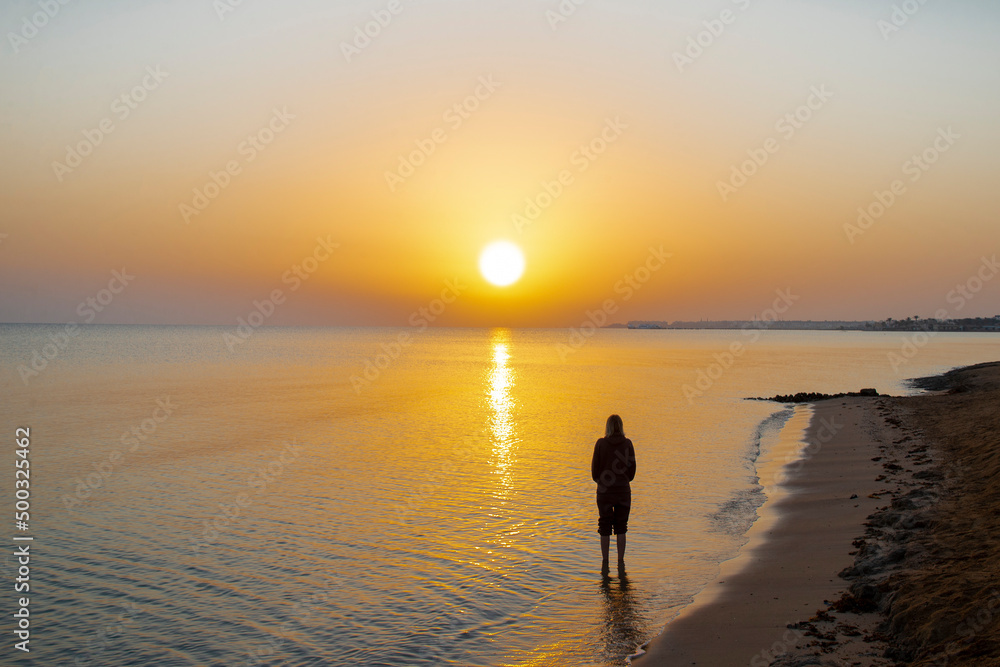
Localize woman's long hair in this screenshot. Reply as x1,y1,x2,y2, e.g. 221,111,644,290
605,414,625,438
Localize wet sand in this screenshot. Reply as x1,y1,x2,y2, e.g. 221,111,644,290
635,361,1000,666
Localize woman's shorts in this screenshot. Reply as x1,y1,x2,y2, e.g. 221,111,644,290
596,492,631,536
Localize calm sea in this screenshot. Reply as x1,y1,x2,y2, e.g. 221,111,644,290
0,325,996,666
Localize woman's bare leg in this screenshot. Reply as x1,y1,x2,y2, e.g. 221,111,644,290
617,534,626,565
601,535,610,570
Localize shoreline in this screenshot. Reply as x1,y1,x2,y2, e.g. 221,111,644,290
634,360,1000,665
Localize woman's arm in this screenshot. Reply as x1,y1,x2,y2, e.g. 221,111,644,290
627,441,636,481
591,440,601,483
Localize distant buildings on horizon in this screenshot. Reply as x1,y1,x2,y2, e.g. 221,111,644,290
607,316,1000,332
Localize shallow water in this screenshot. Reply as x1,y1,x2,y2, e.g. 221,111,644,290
0,325,996,665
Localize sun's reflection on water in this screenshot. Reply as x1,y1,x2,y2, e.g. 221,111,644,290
487,329,517,497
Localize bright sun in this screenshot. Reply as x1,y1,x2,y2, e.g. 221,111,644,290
479,241,525,287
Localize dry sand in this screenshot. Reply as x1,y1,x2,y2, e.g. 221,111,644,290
634,361,1000,666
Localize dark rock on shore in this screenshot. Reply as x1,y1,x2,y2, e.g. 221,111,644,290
908,360,1000,393
747,388,879,403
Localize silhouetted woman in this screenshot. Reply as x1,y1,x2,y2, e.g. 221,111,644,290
591,414,636,572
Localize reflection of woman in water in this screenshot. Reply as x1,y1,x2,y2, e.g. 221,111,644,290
599,568,645,662
591,414,636,572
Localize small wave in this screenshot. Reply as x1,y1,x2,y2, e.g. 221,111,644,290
707,408,793,536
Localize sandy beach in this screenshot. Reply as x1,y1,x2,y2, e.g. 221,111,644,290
635,361,1000,666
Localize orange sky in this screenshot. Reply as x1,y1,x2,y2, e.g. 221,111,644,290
2,0,999,326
